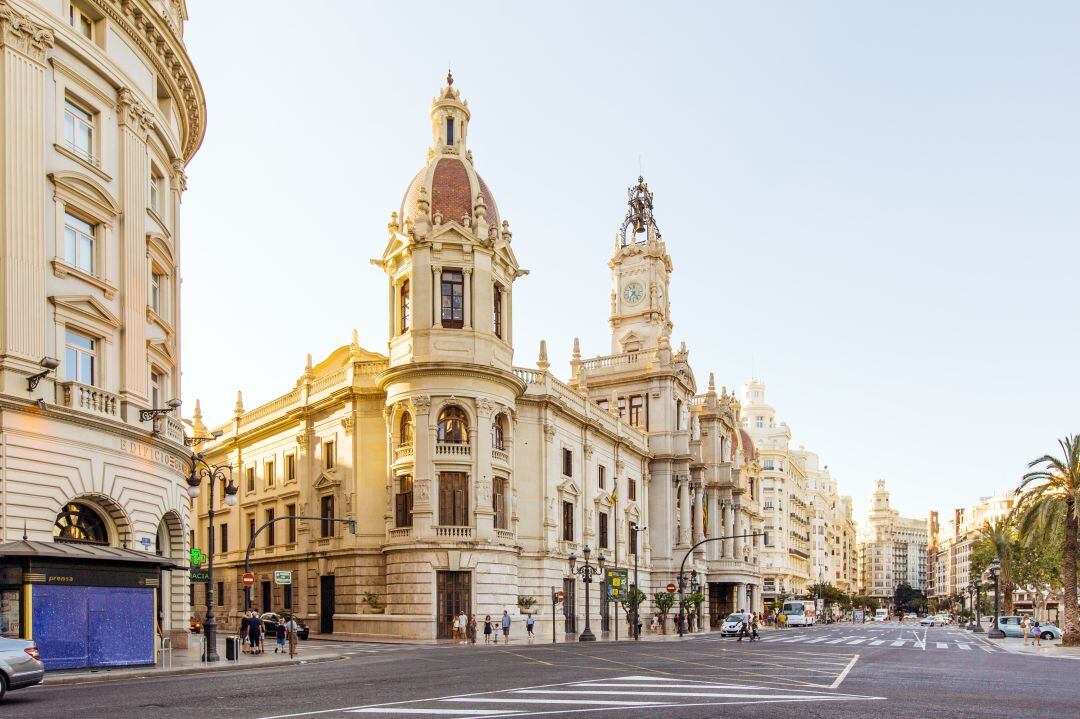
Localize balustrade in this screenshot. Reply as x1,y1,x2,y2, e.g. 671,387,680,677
57,381,119,419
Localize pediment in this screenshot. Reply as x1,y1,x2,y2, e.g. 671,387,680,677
557,478,581,498
375,231,412,267
49,295,122,330
313,470,340,490
49,171,120,220
148,337,177,365
429,222,475,245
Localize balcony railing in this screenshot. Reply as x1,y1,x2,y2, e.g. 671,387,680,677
162,415,185,445
394,443,414,462
435,441,471,457
495,528,515,542
57,381,118,419
64,140,100,168
491,447,509,463
435,525,474,539
389,527,412,539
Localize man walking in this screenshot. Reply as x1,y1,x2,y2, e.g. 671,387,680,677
525,613,535,641
501,610,512,643
284,615,300,658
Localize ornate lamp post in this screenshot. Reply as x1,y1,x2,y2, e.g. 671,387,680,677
972,580,985,633
677,569,701,636
568,546,606,642
185,451,238,661
987,559,1005,638
629,524,646,640
966,581,976,631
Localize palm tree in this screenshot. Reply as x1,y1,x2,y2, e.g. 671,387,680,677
1015,435,1080,646
976,518,1017,615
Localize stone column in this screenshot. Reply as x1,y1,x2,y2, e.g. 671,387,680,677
677,476,690,547
432,266,442,328
411,396,435,536
462,268,472,328
733,504,743,559
474,398,494,539
117,88,154,415
0,9,52,382
693,483,705,545
724,501,735,557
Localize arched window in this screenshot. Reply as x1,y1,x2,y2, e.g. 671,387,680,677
53,502,109,545
399,412,414,446
491,414,506,450
437,405,469,444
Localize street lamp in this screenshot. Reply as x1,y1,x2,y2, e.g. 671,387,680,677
568,545,606,642
987,559,1005,638
629,524,646,640
185,452,238,661
677,569,700,636
966,581,976,631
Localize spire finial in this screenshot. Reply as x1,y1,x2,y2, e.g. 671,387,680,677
446,67,453,86
234,390,244,416
572,337,581,361
537,340,550,371
708,372,716,394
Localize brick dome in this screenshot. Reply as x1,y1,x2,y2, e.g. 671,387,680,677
400,156,499,229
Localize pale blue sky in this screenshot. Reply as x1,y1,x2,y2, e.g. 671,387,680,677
180,1,1079,522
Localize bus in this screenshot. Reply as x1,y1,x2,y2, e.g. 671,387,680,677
781,600,816,627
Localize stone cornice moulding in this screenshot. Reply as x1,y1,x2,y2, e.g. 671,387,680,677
376,362,527,396
50,171,120,220
49,294,123,333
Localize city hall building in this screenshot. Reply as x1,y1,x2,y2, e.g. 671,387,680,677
196,76,764,640
0,0,205,668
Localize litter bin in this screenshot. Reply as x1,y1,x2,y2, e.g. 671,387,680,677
226,634,240,661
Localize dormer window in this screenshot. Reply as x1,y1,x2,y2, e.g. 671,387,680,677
446,118,455,146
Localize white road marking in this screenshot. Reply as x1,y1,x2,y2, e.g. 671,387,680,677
935,642,949,649
956,643,971,650
806,637,828,643
846,639,865,645
891,640,907,646
830,654,860,689
444,698,663,706
349,710,515,715
517,690,860,700
869,640,885,646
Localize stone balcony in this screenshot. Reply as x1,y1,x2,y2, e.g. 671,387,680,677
57,381,119,419
435,441,471,458
491,446,509,464
434,525,474,539
393,443,414,464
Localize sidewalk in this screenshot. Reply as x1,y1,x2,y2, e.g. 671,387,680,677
985,635,1080,659
43,639,346,686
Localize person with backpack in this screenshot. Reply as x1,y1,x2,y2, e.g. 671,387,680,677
275,618,287,653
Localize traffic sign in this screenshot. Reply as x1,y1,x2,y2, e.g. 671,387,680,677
274,571,292,585
553,590,564,603
242,572,255,588
666,582,677,593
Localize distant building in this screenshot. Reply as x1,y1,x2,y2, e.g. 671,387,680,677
858,481,928,602
927,495,1015,607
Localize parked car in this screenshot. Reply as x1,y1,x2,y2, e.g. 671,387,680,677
0,637,44,701
720,613,745,637
260,612,310,641
919,615,949,627
995,616,1062,641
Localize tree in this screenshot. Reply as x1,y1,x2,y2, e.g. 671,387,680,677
684,592,706,630
1015,435,1080,646
1011,533,1062,620
619,587,648,622
892,582,927,613
973,517,1018,615
652,591,676,633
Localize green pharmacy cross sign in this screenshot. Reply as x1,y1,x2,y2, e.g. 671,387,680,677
605,568,628,602
189,548,206,567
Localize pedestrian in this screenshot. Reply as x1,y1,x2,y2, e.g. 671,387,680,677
779,611,788,630
525,613,535,640
501,610,511,643
483,615,493,644
240,611,252,654
750,612,760,641
275,618,287,653
466,614,477,644
285,614,300,658
651,612,659,633
250,611,263,654
452,611,464,643
1021,614,1031,645
1032,619,1042,647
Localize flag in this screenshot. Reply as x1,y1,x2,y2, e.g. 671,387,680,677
610,479,617,504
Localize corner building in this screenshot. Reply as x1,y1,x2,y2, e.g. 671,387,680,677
0,0,205,668
198,78,762,640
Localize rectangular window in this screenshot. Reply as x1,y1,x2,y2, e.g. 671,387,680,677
286,454,296,482
246,467,255,493
64,329,96,385
628,478,637,501
763,459,774,470
219,523,228,554
285,503,296,543
562,501,574,542
63,211,95,273
216,581,224,606
395,475,414,528
617,397,626,420
598,465,606,490
598,512,609,549
265,460,276,488
492,284,502,338
63,99,94,163
400,279,410,333
446,117,455,146
247,515,255,547
150,271,164,314
562,448,572,477
493,478,508,530
150,171,163,215
755,416,764,429
265,508,276,546
438,472,468,526
629,395,644,428
440,269,464,329
150,370,162,409
68,3,94,39
320,495,335,537
324,440,335,469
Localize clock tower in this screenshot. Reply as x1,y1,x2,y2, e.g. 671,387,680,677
608,176,673,354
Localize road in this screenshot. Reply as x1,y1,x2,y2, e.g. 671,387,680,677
5,622,1077,719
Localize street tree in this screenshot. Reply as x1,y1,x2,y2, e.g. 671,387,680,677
1011,533,1062,620
652,591,675,633
1015,434,1080,645
971,517,1017,615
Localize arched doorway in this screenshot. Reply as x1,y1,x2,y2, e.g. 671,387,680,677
53,502,110,545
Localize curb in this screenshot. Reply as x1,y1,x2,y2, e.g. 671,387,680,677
42,653,346,686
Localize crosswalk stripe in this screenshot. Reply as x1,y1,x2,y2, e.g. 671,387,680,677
980,646,995,653
806,637,828,643
891,640,906,646
956,643,971,650
846,639,865,645
935,642,949,649
869,640,885,646
350,709,514,715
516,690,851,700
826,638,849,644
445,698,662,706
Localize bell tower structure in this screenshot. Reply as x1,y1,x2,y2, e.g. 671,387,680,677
608,177,673,355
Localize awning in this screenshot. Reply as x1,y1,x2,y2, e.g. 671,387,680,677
0,540,185,569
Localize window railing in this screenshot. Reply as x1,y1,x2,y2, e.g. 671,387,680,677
63,140,100,168
389,527,412,539
57,381,118,418
435,441,471,457
394,443,414,462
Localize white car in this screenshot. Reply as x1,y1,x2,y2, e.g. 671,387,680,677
919,615,948,627
720,613,746,637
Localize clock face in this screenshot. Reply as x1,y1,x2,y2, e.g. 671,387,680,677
623,282,645,306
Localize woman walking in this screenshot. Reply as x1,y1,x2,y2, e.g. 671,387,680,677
466,614,478,644
483,615,493,644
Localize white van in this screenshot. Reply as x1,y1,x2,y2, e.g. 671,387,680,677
781,601,816,627
874,608,888,622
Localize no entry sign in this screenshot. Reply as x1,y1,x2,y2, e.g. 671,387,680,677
666,583,677,593
242,572,255,588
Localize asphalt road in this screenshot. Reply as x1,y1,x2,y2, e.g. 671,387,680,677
6,622,1077,719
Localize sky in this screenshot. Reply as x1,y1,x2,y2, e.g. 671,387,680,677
179,1,1080,523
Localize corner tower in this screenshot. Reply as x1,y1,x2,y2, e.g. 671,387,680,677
608,177,673,355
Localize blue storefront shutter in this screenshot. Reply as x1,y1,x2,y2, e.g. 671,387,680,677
33,585,154,670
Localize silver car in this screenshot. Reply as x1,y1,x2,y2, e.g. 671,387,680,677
0,637,44,700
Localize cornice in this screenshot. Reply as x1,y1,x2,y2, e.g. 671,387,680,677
376,362,527,396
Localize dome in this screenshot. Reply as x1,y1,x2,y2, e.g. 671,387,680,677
399,157,500,229
397,74,500,231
